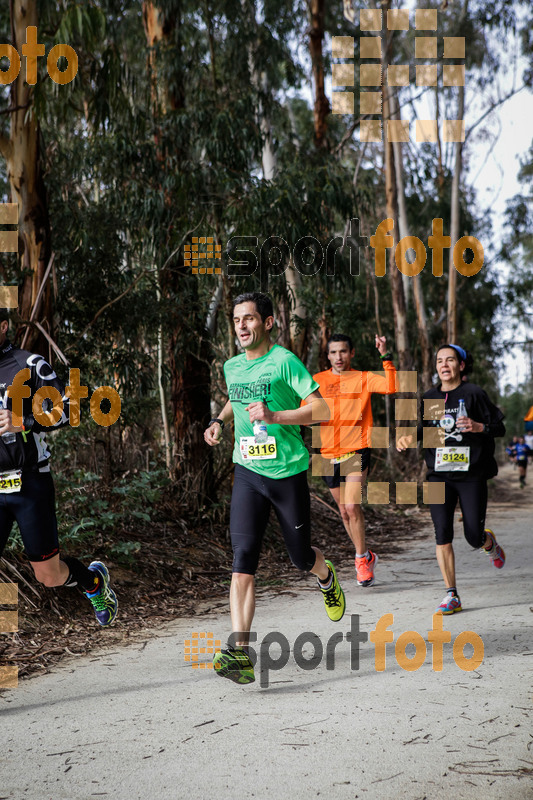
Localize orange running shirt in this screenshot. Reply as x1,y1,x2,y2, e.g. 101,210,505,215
313,360,397,458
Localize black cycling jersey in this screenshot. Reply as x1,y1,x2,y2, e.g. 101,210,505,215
0,340,69,473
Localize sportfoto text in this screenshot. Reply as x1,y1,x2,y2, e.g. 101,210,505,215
224,218,483,281
228,613,484,688
0,26,78,86
6,367,121,428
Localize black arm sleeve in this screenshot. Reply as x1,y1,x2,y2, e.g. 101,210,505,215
25,354,70,434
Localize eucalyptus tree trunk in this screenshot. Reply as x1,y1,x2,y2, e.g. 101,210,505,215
0,0,52,353
390,98,432,388
309,0,329,149
143,2,172,473
243,0,308,357
447,0,469,343
447,81,465,343
381,1,411,370
143,2,212,499
241,0,276,179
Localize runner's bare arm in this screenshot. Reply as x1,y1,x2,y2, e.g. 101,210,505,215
246,391,329,426
0,408,23,435
396,434,414,451
375,334,387,354
455,417,485,433
204,400,234,446
368,336,397,394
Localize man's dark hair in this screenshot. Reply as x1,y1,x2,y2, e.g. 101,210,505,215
326,333,353,352
233,292,274,322
0,309,10,324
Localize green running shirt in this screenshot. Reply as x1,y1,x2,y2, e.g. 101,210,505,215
224,344,318,479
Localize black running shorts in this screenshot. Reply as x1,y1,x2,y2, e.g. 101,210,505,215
230,464,316,575
322,448,371,489
0,471,59,562
426,474,487,548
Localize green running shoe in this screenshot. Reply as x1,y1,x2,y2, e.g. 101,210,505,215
84,561,118,627
318,560,346,622
213,647,255,685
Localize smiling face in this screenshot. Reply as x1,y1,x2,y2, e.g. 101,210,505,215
327,341,355,374
436,347,464,388
233,301,273,357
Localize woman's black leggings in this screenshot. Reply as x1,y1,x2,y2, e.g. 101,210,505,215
427,475,487,548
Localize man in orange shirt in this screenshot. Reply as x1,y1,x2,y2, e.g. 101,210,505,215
313,334,396,586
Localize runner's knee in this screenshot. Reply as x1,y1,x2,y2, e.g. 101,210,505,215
231,549,260,575
289,546,316,572
435,527,453,545
463,526,485,549
344,503,363,520
338,506,350,525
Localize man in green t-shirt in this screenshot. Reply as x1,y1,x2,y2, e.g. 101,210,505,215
204,292,346,685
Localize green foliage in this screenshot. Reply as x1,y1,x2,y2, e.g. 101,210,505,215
501,147,533,318
1,0,529,517
499,388,533,437
55,467,169,555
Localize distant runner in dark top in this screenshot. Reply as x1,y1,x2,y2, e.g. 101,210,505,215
506,436,519,466
204,292,345,686
397,344,506,615
0,309,117,627
513,436,531,489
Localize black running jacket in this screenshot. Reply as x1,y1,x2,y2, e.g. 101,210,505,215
0,340,69,473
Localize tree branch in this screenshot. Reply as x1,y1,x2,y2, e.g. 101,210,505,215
21,253,55,350
333,87,432,156
0,103,30,116
465,84,527,144
65,269,149,352
160,220,205,274
29,321,70,366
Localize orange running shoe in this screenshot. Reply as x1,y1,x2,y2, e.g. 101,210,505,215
355,550,378,587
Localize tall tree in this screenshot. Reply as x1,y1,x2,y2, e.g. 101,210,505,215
381,0,411,370
309,0,329,150
0,1,51,352
446,1,468,343
142,0,213,498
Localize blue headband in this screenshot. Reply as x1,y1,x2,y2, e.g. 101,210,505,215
447,344,467,362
